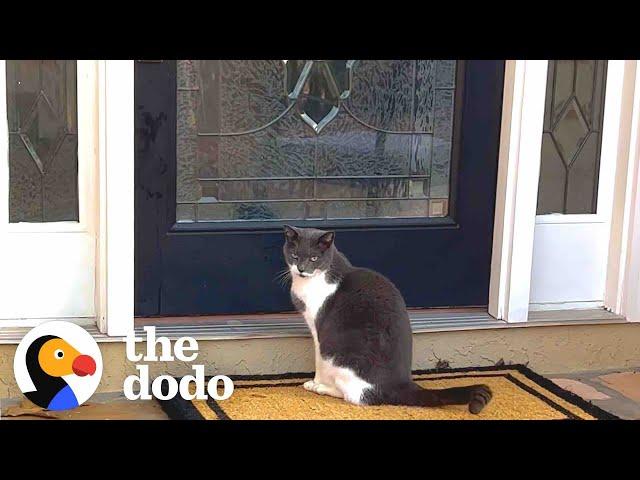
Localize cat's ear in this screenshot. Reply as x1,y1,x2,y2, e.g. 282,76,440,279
284,225,299,243
317,231,335,251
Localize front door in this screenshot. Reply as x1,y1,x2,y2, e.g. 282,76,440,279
135,60,504,316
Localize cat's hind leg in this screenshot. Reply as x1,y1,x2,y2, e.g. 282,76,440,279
332,366,374,406
305,357,373,405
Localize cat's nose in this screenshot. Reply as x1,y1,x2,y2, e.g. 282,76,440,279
298,265,305,273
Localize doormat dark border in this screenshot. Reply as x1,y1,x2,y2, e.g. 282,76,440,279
157,364,620,420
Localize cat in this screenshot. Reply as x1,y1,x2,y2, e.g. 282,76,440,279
283,225,492,414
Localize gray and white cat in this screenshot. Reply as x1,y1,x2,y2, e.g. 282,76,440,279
283,225,492,414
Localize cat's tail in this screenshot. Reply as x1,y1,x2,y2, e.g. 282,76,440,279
367,382,493,414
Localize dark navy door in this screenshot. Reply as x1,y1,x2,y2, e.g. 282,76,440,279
135,60,504,316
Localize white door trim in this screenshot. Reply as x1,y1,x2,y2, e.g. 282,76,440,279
488,60,548,323
606,61,640,322
97,60,135,336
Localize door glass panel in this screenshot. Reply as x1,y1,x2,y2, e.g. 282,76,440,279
176,60,458,223
537,60,607,215
6,60,79,223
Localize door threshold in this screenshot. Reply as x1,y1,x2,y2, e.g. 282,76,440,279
0,322,107,344
0,309,629,344
0,317,96,329
529,301,605,311
131,308,503,340
527,308,625,324
126,307,627,341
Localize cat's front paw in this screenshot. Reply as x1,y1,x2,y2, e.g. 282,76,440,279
303,380,319,391
303,380,343,398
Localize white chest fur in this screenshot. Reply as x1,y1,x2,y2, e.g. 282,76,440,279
291,270,370,404
290,271,338,327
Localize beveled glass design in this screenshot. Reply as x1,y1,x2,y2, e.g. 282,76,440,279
176,60,457,223
6,60,79,223
285,60,353,133
537,60,607,215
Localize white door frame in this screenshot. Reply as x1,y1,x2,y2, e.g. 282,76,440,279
4,60,639,336
96,60,134,336
489,60,640,323
0,60,133,335
530,60,625,310
488,60,549,323
98,59,640,333
606,62,640,323
0,60,99,326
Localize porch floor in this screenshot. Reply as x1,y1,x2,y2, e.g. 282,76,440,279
0,392,169,420
547,367,640,419
2,367,640,420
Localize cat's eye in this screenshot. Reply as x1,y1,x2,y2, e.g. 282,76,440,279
310,256,319,262
291,253,298,259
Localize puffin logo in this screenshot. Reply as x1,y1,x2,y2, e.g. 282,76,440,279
13,321,103,411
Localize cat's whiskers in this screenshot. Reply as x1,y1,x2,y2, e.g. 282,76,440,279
274,267,292,287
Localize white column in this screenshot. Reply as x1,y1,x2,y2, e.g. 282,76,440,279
488,60,548,323
97,60,135,336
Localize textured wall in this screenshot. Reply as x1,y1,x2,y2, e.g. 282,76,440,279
2,323,640,399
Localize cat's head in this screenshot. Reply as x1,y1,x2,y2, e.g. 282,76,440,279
283,225,335,278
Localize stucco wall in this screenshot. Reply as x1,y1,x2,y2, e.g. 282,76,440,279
2,323,640,398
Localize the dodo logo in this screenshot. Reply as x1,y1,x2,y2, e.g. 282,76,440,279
13,321,103,410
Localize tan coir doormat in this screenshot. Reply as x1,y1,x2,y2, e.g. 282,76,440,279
157,365,619,420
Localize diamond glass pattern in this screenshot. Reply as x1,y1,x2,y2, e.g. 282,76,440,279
6,60,79,222
537,60,608,215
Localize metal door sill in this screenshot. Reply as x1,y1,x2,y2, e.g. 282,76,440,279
128,309,627,341
0,309,629,344
123,308,631,340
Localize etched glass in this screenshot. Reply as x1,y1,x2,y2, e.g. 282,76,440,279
537,60,608,215
6,60,79,223
176,60,457,222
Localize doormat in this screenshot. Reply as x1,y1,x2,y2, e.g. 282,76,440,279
157,365,619,420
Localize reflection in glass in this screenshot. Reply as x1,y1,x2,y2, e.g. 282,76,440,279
176,60,457,222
